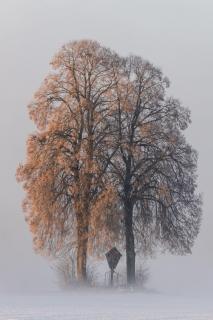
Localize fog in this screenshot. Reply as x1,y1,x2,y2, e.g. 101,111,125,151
0,0,212,294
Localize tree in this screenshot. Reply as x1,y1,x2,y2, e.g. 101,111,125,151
17,41,202,287
16,40,119,282
52,249,76,288
110,55,202,285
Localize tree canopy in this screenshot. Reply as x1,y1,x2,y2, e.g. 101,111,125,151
17,40,202,285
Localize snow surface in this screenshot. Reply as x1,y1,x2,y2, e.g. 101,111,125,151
0,290,212,320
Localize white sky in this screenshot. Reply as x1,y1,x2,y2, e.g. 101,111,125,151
0,0,213,293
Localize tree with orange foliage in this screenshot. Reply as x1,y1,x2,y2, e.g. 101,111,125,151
16,40,120,283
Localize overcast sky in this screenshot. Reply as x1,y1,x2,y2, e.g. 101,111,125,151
0,0,213,293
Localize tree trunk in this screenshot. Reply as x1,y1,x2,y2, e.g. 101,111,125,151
76,218,88,283
124,200,136,286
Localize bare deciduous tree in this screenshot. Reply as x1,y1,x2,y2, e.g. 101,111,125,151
135,263,150,288
53,250,76,288
110,55,202,285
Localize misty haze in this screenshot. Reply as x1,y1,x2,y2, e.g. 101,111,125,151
0,1,213,319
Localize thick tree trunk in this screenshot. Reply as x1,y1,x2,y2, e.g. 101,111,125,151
124,200,136,286
76,218,88,283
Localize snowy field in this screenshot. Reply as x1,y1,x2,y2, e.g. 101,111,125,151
0,291,213,320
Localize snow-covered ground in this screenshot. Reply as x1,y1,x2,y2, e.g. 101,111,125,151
0,290,212,320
